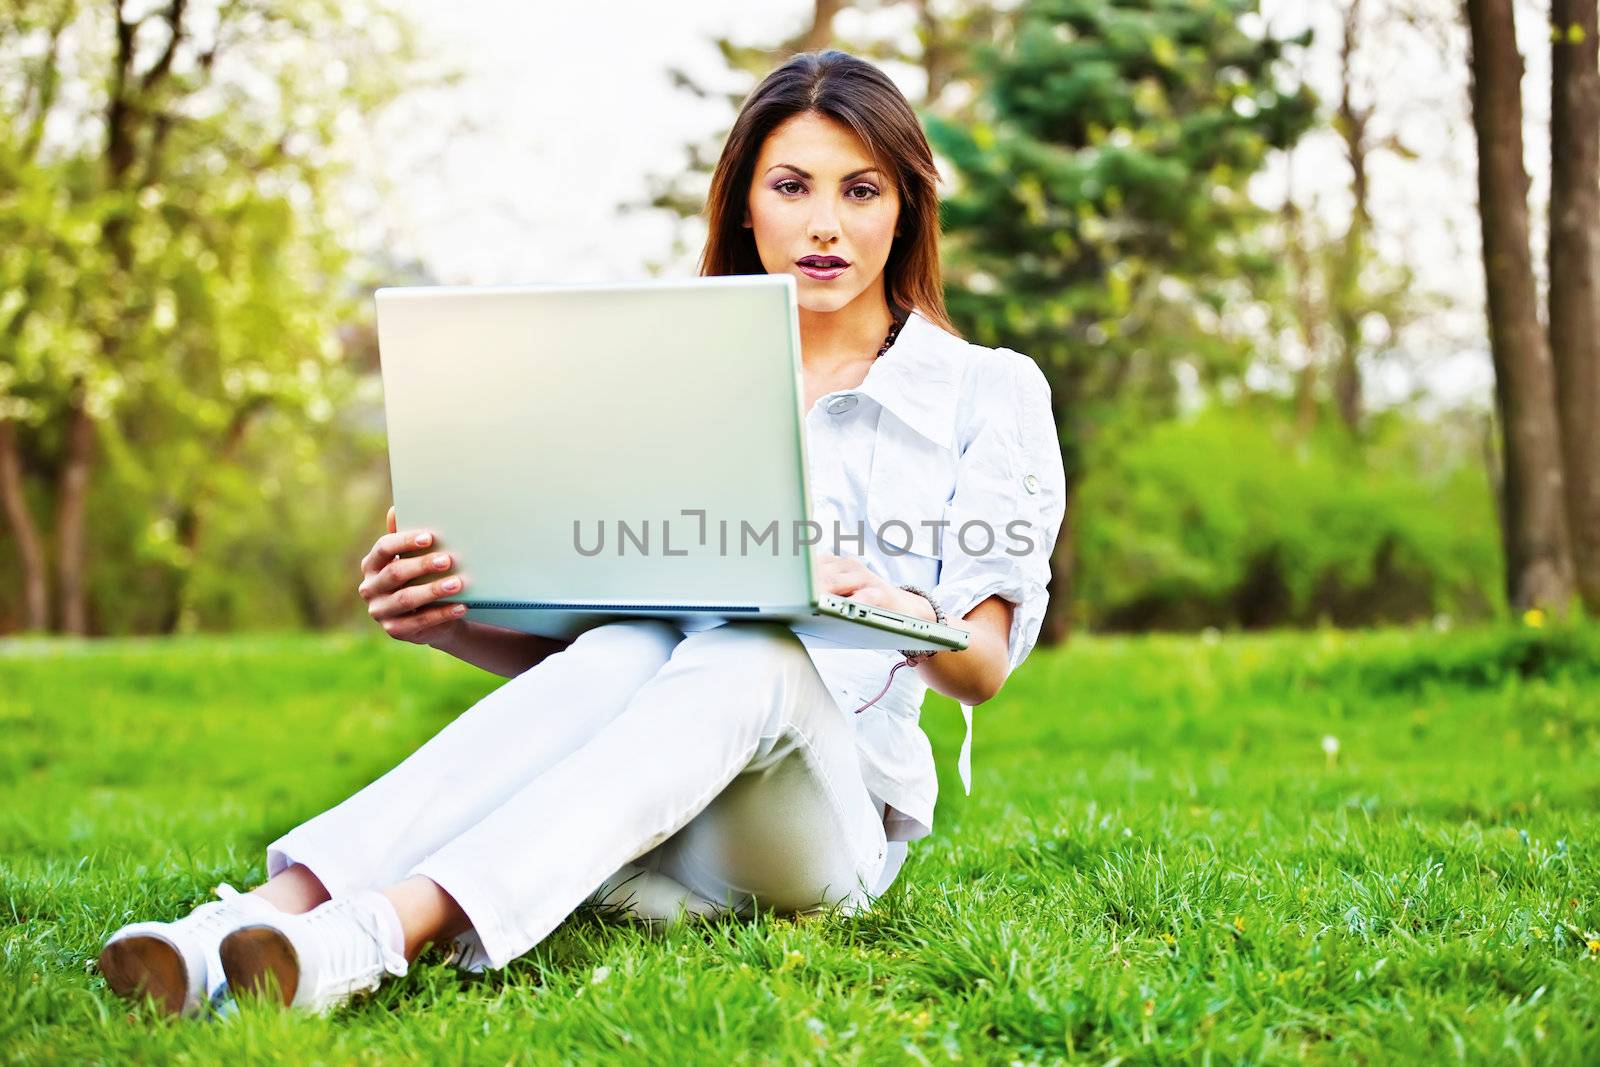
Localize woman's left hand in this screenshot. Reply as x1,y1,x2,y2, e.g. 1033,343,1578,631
815,553,935,621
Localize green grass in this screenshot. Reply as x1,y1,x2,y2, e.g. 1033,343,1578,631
3,625,1598,1063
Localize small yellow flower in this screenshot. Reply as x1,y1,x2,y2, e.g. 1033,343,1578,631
1143,999,1156,1017
1587,938,1600,955
1523,608,1546,628
1233,916,1246,933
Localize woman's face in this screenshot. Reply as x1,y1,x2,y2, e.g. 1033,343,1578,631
743,111,901,316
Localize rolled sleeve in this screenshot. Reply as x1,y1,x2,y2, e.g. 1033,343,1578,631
932,351,1066,679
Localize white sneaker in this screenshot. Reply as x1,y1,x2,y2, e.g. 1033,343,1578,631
218,890,408,1014
438,928,493,974
98,884,280,1018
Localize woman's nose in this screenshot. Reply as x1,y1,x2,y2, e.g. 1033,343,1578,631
807,201,841,241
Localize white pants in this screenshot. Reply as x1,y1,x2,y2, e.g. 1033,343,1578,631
265,620,897,970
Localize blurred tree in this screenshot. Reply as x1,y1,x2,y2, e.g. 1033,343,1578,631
1327,0,1372,432
621,0,857,269
1464,0,1574,612
1278,163,1328,439
1322,0,1426,436
927,0,1316,639
625,0,1006,273
1273,0,1434,442
1549,0,1599,612
0,0,424,634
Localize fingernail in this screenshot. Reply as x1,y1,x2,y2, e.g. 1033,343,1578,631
432,553,449,568
416,533,432,547
442,578,461,592
452,605,467,616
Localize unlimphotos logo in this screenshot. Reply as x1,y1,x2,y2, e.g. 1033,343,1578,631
571,509,1037,558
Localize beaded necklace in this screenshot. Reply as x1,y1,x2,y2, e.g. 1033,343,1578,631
875,306,909,360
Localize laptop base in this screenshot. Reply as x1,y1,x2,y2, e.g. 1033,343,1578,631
462,603,966,652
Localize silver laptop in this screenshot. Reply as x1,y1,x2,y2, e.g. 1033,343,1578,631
372,275,969,653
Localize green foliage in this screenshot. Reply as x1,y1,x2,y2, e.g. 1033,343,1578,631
1077,403,1503,630
1240,621,1600,696
0,1,1509,639
87,402,394,633
3,625,1598,1060
931,0,1318,477
0,1,430,633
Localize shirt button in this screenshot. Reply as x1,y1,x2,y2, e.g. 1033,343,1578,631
1023,473,1040,494
826,394,859,415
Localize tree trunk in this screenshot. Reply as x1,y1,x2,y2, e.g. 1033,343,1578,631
1282,165,1324,438
286,565,331,629
1465,0,1574,611
0,420,50,631
155,400,266,633
785,0,842,53
51,4,157,635
1481,407,1511,575
1549,0,1600,611
1040,476,1078,643
1331,0,1370,435
53,393,95,634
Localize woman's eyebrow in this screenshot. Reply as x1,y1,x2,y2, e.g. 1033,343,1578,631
765,163,882,181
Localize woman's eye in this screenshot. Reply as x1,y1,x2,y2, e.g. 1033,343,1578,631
774,180,881,200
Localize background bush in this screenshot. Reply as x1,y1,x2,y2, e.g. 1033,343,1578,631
1077,402,1503,631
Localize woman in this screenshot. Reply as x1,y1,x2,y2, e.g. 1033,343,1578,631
97,49,1065,1018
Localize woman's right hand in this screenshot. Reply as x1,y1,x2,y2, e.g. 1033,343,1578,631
358,505,470,647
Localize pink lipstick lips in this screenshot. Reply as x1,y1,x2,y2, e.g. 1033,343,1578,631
797,255,850,281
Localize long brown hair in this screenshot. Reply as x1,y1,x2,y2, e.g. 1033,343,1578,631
697,49,961,339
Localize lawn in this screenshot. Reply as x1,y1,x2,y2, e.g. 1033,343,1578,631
2,624,1598,1063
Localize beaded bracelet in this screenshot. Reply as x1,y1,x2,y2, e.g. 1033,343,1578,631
898,583,946,665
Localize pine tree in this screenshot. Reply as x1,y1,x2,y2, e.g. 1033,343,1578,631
927,0,1316,638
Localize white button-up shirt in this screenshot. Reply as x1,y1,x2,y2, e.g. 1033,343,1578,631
796,308,1066,842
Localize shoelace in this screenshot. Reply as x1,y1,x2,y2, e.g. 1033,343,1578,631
300,897,408,999
184,883,248,939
